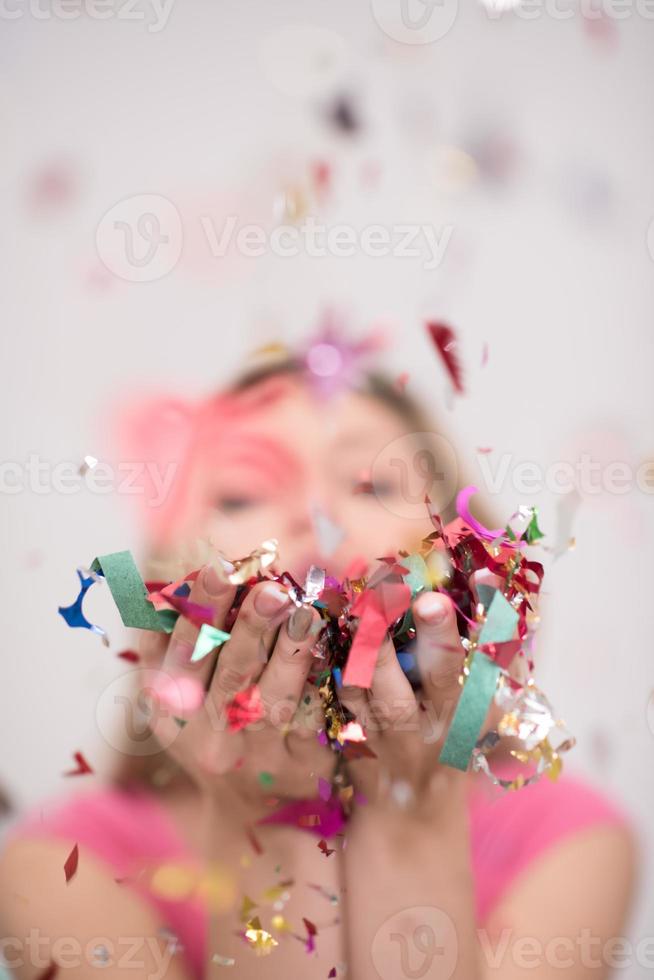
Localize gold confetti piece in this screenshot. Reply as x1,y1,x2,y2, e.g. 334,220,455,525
261,884,287,903
244,917,279,956
196,864,236,914
149,863,197,900
270,914,292,932
240,895,257,922
223,539,279,585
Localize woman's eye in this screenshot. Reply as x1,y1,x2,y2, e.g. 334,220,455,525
353,479,394,497
216,496,258,514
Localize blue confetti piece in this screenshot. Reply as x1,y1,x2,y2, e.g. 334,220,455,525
332,667,342,688
58,568,108,644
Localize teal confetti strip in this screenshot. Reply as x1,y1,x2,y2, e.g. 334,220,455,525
90,551,177,633
191,623,231,662
399,553,431,597
475,583,497,614
438,651,500,771
439,591,517,770
477,590,518,645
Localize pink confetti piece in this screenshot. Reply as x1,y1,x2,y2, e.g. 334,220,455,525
257,798,346,838
455,486,505,542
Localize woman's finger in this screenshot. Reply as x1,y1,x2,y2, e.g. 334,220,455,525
207,580,292,717
257,605,321,732
413,592,465,736
160,559,236,691
368,632,419,736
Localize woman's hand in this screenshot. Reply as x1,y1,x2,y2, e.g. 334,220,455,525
339,573,494,827
138,561,334,816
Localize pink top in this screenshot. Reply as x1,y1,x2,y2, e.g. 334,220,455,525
8,767,630,979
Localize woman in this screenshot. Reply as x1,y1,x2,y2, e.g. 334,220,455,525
0,339,637,980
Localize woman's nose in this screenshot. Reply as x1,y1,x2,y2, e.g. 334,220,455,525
284,496,345,557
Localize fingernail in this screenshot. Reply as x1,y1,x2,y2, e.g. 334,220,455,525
169,639,195,665
417,594,449,625
203,561,230,596
254,583,289,618
287,606,313,641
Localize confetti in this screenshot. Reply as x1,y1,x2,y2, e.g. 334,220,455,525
212,953,236,967
426,321,464,394
246,826,264,855
117,649,140,663
258,797,346,838
64,496,572,798
58,568,108,644
302,917,318,954
226,685,264,732
63,752,93,777
78,455,98,476
191,623,231,663
36,964,59,980
244,917,279,956
64,843,79,882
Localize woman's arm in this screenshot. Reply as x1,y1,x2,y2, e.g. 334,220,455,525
478,822,637,980
343,807,636,980
343,773,482,980
0,837,192,980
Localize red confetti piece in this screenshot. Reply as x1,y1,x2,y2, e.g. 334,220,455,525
64,843,79,882
246,826,264,855
117,649,139,663
226,684,264,732
37,964,59,980
328,969,337,979
341,581,410,689
318,839,335,857
63,752,93,777
426,321,464,394
303,917,318,954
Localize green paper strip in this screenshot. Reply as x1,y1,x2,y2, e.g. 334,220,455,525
438,651,500,771
475,583,496,614
400,553,431,598
191,623,231,662
91,551,177,633
478,590,518,645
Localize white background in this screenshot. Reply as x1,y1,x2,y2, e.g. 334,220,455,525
1,1,653,972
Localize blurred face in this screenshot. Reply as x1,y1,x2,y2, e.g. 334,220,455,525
200,375,435,582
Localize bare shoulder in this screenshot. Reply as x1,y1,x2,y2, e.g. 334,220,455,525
480,823,639,980
0,835,191,979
